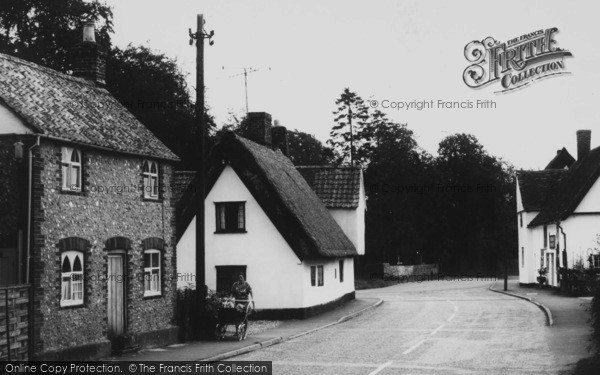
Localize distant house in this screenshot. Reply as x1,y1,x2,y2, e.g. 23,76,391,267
176,112,358,318
0,23,179,360
517,130,600,287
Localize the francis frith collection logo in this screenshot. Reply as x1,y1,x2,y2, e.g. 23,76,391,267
463,27,572,93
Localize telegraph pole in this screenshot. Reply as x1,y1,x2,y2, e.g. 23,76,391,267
189,14,214,339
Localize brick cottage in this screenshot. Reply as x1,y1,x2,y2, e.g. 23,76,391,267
0,23,179,360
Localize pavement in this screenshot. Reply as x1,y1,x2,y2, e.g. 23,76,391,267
490,277,596,371
106,296,383,362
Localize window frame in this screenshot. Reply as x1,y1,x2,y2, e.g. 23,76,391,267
142,160,160,200
143,249,161,297
61,146,82,192
214,202,246,233
310,265,324,287
593,254,600,269
60,250,84,307
519,213,523,228
339,259,344,283
543,225,548,248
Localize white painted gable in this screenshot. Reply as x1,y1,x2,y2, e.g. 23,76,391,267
0,103,31,134
573,175,600,213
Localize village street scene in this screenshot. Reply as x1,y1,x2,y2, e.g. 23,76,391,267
1,1,600,374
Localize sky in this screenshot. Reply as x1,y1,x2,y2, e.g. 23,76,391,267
105,0,600,170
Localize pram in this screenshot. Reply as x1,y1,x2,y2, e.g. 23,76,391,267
214,299,253,341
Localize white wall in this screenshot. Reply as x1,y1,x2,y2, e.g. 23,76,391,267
327,171,366,255
0,104,30,134
518,210,539,284
301,258,355,307
574,176,600,213
177,165,355,310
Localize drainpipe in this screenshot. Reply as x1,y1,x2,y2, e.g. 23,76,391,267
557,223,567,268
26,136,40,284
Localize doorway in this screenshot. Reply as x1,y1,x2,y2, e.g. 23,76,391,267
107,253,126,337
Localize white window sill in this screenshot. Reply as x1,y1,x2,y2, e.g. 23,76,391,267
60,300,83,308
144,291,162,298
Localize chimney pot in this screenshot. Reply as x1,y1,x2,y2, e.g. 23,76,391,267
576,130,591,161
245,112,272,145
82,22,96,42
272,123,289,156
71,21,106,86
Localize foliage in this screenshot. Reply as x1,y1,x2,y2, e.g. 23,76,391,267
220,115,333,166
106,45,216,169
328,88,370,166
0,0,113,71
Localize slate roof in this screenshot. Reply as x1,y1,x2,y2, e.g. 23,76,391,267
545,147,575,170
296,166,362,209
517,170,568,212
177,132,357,259
529,146,600,227
0,53,178,160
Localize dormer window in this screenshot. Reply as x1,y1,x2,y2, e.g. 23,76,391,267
61,146,82,191
143,160,159,199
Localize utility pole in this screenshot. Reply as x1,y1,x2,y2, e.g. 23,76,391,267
189,14,214,339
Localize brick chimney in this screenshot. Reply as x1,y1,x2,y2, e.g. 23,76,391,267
245,112,272,145
271,120,289,156
71,21,106,86
576,130,591,161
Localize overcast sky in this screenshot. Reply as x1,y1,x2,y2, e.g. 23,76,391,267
105,0,600,170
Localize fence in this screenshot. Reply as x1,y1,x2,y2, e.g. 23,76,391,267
0,284,29,361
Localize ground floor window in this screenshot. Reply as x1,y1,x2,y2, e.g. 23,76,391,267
143,249,161,296
593,254,600,269
339,260,344,282
311,265,324,286
61,251,84,306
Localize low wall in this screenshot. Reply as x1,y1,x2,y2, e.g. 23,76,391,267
367,263,439,279
0,285,29,361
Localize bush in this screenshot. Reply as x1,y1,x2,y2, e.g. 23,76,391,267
176,287,222,341
592,285,600,352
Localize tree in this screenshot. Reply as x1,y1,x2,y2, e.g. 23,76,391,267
0,0,113,71
328,88,369,166
106,45,216,169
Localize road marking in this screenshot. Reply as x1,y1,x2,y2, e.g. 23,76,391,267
446,300,458,322
368,360,393,375
430,324,444,335
402,339,427,355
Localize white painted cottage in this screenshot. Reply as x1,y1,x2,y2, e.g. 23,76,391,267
517,130,600,287
176,113,359,318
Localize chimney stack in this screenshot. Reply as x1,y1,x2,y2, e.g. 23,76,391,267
71,21,106,86
576,130,591,161
245,112,272,145
271,120,289,156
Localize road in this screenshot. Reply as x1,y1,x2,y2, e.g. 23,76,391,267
235,279,581,374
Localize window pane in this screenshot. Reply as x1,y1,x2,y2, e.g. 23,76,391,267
71,149,80,163
150,162,157,174
144,271,151,292
143,161,149,173
237,203,245,229
62,165,69,188
151,176,158,197
70,165,80,186
339,260,344,283
62,257,71,273
310,266,316,286
318,266,324,286
144,253,151,268
73,255,82,272
152,252,159,267
62,276,71,300
219,206,226,230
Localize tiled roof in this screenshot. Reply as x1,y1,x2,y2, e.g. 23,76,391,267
545,147,575,170
177,132,357,259
517,170,568,212
0,53,178,160
296,166,362,208
529,146,600,227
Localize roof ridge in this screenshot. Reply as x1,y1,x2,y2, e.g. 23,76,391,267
0,52,97,89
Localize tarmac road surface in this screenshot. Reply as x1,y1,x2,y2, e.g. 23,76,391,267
234,279,589,374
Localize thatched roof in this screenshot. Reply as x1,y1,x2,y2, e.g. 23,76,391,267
296,166,362,209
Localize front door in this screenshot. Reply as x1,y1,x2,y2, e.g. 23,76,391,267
107,254,126,337
216,266,246,295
